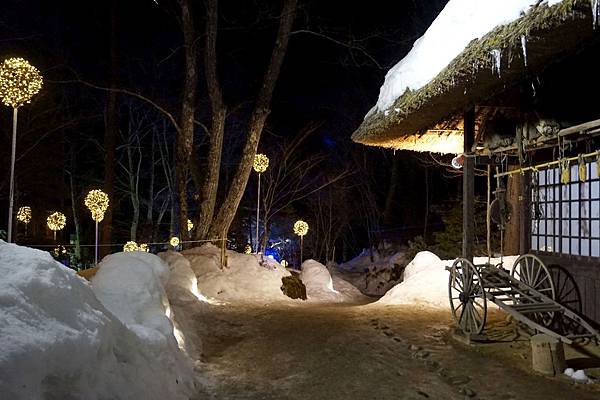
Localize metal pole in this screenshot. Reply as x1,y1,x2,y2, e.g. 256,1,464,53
255,172,261,253
7,108,18,242
95,220,99,264
300,235,303,268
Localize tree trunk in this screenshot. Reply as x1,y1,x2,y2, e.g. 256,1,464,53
102,0,118,255
68,159,81,261
176,0,198,238
196,0,226,241
208,0,297,238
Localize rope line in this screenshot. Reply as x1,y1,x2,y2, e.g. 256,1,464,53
21,238,228,248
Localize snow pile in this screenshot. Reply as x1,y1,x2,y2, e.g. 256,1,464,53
564,368,594,384
300,260,366,303
373,0,565,113
91,251,195,390
160,250,215,359
377,251,518,308
182,244,292,302
0,241,195,400
337,247,406,296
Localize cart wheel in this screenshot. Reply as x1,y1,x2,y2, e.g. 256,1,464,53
548,264,584,336
448,258,487,335
511,254,556,326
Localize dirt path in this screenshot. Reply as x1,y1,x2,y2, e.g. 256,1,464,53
190,302,599,400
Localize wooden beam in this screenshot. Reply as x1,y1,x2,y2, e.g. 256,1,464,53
463,108,475,260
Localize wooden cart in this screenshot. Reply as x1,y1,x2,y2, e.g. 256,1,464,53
447,254,600,344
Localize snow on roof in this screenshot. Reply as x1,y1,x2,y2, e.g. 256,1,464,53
374,0,565,114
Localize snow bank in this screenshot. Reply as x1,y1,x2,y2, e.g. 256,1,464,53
91,251,195,392
160,250,215,359
377,251,518,308
374,0,565,113
0,241,195,399
300,260,366,303
182,244,292,302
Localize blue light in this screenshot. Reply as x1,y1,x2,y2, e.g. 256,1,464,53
264,247,279,261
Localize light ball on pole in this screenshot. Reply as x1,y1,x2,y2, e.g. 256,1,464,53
85,189,110,221
0,58,43,108
123,241,139,252
170,236,180,248
47,212,66,232
17,206,31,224
253,153,269,173
293,220,309,237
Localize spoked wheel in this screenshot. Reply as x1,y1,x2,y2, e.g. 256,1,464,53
548,264,584,336
510,254,556,326
449,258,487,335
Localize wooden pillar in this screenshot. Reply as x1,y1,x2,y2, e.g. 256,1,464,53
505,167,522,255
520,171,531,254
463,108,475,260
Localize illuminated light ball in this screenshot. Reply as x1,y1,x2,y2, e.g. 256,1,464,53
84,189,109,222
139,243,149,252
187,219,194,232
244,244,252,254
123,241,139,252
0,57,43,108
17,206,32,223
253,153,269,173
170,236,180,247
91,210,105,222
52,245,67,257
281,260,288,268
47,211,66,232
293,220,309,237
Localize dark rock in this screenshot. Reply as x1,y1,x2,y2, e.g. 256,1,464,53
280,275,307,300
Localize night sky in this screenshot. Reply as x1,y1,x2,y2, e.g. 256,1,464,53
0,0,454,260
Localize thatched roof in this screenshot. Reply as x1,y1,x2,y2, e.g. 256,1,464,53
352,0,597,152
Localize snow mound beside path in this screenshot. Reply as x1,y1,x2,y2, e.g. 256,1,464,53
300,260,367,303
182,244,292,302
378,251,518,308
0,241,195,400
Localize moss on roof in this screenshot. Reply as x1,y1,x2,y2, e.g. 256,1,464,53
353,0,594,150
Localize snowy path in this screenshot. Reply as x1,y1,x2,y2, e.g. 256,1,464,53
190,303,600,400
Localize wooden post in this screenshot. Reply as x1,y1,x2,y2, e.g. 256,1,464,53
531,334,566,376
463,108,475,260
520,171,531,255
220,228,228,269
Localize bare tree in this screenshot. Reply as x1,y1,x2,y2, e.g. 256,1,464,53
206,0,298,240
259,124,351,252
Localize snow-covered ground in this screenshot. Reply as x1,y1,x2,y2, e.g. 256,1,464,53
373,0,565,114
172,244,365,304
300,260,367,303
181,244,293,303
0,240,196,400
377,251,518,308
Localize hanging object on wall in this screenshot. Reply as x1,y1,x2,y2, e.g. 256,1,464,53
579,154,586,182
560,159,570,184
